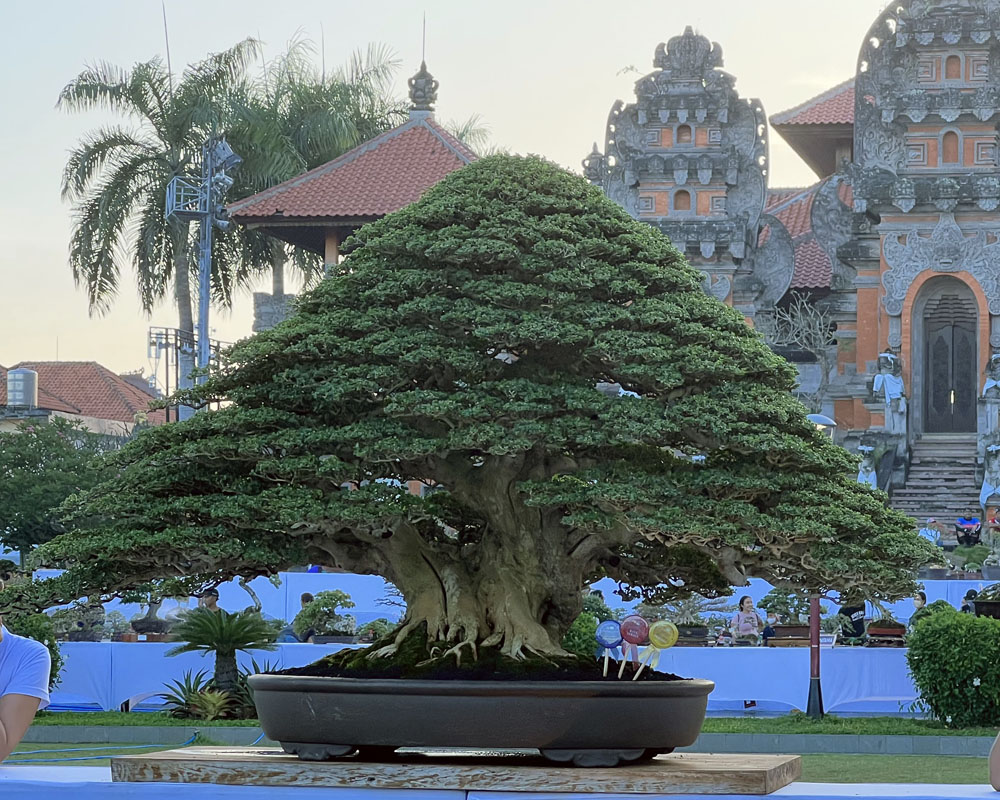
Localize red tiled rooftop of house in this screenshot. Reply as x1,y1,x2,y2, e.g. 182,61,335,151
229,116,477,221
771,79,855,126
1,362,165,425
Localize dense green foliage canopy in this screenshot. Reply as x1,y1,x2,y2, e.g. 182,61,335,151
6,155,935,656
0,418,118,553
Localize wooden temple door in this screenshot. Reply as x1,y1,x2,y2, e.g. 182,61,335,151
924,294,978,433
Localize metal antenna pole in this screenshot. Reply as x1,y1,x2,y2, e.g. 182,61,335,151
197,140,214,378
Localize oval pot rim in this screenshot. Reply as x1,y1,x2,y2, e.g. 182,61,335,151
248,674,715,698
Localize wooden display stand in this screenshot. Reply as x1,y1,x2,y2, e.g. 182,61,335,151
112,747,801,795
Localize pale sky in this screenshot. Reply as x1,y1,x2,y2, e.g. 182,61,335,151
0,0,890,381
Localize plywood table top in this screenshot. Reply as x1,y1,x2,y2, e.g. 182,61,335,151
112,747,801,795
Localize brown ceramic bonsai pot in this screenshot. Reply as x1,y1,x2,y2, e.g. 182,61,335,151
771,624,810,638
249,675,714,767
972,599,1000,619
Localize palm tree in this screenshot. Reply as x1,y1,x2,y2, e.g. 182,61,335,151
223,41,408,301
59,39,260,393
167,608,278,693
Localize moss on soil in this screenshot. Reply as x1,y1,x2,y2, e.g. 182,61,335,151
279,626,684,682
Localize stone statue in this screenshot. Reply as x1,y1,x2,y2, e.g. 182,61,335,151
873,352,907,436
984,355,1000,399
982,444,1000,510
857,445,878,490
408,61,439,112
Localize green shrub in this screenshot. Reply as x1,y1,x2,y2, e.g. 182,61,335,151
7,612,64,689
909,599,954,630
561,612,598,658
292,590,356,639
907,607,1000,727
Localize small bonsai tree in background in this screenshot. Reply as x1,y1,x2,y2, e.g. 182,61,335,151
3,155,936,667
167,609,278,692
358,618,395,642
637,595,735,627
292,590,356,640
757,589,824,624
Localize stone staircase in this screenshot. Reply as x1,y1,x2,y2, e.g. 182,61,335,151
891,434,981,524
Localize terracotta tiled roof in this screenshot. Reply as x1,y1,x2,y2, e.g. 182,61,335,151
763,183,832,290
229,115,477,221
771,79,855,126
1,362,165,425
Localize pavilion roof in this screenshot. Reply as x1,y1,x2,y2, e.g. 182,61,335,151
228,114,477,225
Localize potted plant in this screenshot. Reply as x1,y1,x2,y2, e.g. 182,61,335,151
292,590,358,643
757,590,825,641
819,613,850,646
51,602,105,642
1,156,936,767
866,615,906,645
104,610,134,641
972,583,1000,619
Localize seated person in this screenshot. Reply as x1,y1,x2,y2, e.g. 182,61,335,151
961,589,978,614
0,587,52,761
730,595,764,643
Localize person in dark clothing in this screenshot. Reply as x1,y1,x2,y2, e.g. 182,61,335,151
961,589,978,613
839,602,866,639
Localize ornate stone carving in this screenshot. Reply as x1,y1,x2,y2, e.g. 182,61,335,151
654,26,723,77
253,292,296,332
747,214,795,311
811,174,856,291
408,62,439,112
882,213,1000,315
586,27,770,284
701,272,732,303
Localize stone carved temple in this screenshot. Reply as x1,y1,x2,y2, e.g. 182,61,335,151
587,2,1000,520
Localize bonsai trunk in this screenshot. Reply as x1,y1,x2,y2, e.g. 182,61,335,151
372,517,586,662
215,652,238,693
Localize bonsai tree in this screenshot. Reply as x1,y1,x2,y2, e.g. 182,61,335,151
3,155,936,667
292,590,357,639
167,609,278,692
637,595,735,627
757,589,826,624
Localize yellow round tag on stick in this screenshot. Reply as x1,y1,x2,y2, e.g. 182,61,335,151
647,620,679,650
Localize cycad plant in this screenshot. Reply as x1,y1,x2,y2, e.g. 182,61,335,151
167,608,278,693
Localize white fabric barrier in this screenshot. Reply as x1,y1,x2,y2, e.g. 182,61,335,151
50,641,915,714
51,643,360,711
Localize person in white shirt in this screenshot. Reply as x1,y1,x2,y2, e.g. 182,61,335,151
0,583,52,762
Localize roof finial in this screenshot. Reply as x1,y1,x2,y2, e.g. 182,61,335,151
408,60,439,114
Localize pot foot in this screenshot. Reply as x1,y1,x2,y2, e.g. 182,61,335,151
540,748,657,767
282,742,357,761
356,746,399,761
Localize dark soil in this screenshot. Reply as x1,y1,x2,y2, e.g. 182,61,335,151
278,627,686,682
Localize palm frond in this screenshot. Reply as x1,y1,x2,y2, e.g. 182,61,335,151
167,608,279,659
61,125,159,201
445,114,493,154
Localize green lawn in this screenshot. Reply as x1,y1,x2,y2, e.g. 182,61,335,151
801,754,988,784
8,740,204,767
33,711,258,727
702,713,1000,737
33,711,1000,738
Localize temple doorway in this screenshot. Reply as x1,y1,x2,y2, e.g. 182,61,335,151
915,278,978,434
